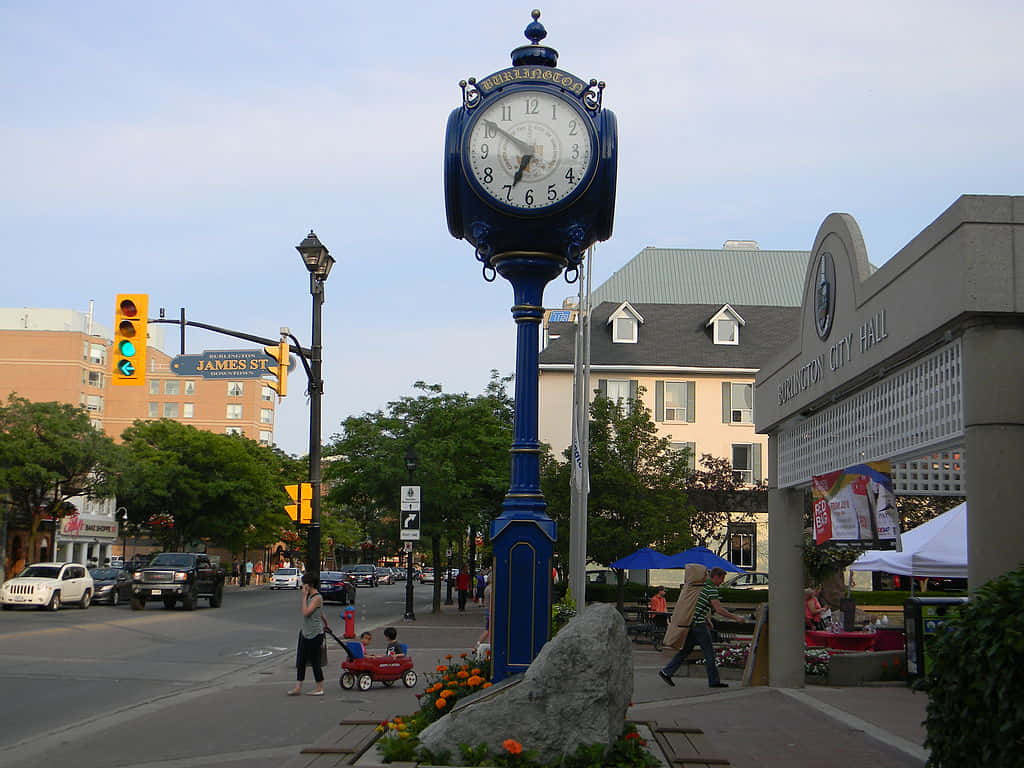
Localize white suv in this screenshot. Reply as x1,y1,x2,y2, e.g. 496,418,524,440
1,562,94,611
271,567,301,589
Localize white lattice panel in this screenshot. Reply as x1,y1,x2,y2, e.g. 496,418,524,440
892,451,965,495
776,340,964,490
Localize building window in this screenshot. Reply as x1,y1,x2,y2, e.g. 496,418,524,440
226,404,243,420
83,341,90,361
225,426,243,436
163,402,179,418
259,430,273,446
227,382,244,397
87,370,103,388
164,380,179,396
149,380,160,395
606,379,630,406
732,444,753,484
612,316,637,343
184,381,196,395
183,403,194,418
148,402,159,418
90,418,103,431
261,385,275,402
727,522,756,568
714,317,738,345
260,408,273,425
664,382,689,421
89,344,106,365
86,395,104,413
730,383,753,423
671,442,696,471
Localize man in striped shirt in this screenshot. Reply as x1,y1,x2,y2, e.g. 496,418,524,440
658,567,743,688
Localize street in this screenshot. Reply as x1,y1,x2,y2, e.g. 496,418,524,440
0,582,439,768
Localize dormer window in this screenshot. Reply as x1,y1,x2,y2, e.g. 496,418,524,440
607,302,644,344
706,304,745,346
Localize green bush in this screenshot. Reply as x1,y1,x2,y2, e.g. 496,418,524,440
919,566,1024,767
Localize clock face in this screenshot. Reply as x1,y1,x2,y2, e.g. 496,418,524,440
464,89,596,212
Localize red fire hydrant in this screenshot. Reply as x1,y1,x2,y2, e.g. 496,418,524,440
342,605,356,639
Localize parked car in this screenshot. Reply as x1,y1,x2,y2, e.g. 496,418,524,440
319,571,357,604
419,567,435,584
722,571,769,590
390,567,406,582
271,567,302,590
1,562,94,611
88,567,133,605
342,564,378,588
374,567,394,585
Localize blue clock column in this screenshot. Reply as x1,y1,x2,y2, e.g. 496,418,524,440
489,250,564,682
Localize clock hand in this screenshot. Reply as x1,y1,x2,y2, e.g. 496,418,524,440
512,152,534,187
482,119,534,155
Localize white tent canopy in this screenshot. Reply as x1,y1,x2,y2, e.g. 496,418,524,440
851,502,967,578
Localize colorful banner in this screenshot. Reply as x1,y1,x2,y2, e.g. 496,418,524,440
812,461,899,547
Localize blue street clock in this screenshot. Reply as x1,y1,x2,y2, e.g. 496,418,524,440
445,10,618,272
444,11,619,683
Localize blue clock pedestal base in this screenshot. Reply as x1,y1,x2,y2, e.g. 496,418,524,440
488,251,563,683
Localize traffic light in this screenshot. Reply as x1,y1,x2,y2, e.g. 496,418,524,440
112,294,148,386
285,483,312,524
264,338,289,397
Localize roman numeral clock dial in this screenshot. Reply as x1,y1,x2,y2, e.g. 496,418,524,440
466,89,595,212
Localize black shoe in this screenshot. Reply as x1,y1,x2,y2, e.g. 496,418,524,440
710,682,729,688
658,670,675,687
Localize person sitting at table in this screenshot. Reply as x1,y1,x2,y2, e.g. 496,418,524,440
805,586,828,630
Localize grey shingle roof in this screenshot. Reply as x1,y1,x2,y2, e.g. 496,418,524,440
592,247,811,307
539,302,801,369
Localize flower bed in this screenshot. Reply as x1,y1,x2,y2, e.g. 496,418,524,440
372,650,659,767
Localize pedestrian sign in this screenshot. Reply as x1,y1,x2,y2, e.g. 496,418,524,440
400,486,421,540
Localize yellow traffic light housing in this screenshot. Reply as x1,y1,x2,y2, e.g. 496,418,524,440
112,294,148,386
285,483,312,523
264,338,289,397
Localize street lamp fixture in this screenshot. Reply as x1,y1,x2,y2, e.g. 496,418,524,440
403,446,417,621
295,230,333,579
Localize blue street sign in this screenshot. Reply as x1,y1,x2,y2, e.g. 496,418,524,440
170,349,296,379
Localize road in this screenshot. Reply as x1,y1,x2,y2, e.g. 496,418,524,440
0,581,439,768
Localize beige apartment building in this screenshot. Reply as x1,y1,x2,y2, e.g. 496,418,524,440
538,243,808,574
0,307,278,568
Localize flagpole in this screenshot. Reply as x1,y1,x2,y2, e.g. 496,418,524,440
568,246,594,614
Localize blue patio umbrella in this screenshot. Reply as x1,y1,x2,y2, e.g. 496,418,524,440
608,547,674,570
664,546,746,572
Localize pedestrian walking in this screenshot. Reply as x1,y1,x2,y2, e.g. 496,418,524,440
474,570,486,603
231,558,239,586
288,574,331,696
456,567,471,611
254,559,264,585
244,560,253,586
658,565,743,689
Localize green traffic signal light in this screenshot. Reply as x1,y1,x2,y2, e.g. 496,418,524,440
118,339,137,357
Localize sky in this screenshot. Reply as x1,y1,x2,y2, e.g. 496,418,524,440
2,1,1021,456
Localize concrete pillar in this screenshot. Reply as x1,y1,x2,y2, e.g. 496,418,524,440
768,485,806,687
962,324,1024,589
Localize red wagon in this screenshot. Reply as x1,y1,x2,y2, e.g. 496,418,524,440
328,630,417,691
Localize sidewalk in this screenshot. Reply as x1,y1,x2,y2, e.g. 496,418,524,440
341,602,929,768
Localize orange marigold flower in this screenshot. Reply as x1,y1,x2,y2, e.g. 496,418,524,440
502,739,523,755
460,652,468,658
436,665,449,672
445,654,453,660
435,698,447,709
624,732,640,741
440,689,456,698
467,675,484,687
457,670,469,679
482,682,492,688
471,668,482,675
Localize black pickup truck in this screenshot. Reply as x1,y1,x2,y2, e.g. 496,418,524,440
131,552,225,611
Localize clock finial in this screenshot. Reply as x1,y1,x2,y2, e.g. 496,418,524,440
511,9,558,67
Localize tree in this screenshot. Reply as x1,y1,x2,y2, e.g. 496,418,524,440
542,388,693,608
325,373,513,612
0,395,119,570
116,420,285,552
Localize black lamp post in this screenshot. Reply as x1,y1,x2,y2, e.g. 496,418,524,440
296,230,335,580
117,506,128,566
403,446,417,621
445,545,454,605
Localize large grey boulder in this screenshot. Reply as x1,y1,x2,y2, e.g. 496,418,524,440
418,603,633,763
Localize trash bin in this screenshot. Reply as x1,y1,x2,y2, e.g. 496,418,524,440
904,596,967,680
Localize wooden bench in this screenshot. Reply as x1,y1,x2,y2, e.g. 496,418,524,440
284,716,388,768
637,719,733,767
